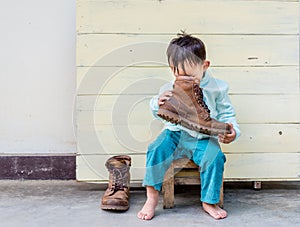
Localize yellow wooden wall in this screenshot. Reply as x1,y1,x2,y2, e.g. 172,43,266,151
76,0,300,183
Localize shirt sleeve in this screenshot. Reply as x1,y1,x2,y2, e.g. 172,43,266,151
215,82,241,141
149,81,174,118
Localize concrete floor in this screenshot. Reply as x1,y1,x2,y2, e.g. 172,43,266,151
0,181,299,227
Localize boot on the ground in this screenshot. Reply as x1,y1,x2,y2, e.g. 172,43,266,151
157,76,230,136
101,155,131,211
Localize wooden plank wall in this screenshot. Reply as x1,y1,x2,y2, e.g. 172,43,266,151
76,0,300,182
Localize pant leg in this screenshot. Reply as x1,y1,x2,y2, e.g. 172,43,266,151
143,129,181,191
191,137,226,204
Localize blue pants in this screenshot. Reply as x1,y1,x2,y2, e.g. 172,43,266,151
143,129,226,204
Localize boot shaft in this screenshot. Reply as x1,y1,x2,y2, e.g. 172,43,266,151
173,77,211,121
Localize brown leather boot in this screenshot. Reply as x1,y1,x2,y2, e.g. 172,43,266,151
157,76,230,136
101,155,131,211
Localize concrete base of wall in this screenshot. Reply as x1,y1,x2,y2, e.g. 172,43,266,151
0,155,76,180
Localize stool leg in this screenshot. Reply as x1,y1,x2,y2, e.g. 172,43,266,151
162,162,174,209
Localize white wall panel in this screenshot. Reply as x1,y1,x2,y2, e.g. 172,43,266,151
0,0,76,153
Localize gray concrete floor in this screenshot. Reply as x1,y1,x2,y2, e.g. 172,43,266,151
0,180,299,227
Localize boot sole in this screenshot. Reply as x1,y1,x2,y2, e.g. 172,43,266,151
157,109,228,136
157,108,181,124
101,204,129,211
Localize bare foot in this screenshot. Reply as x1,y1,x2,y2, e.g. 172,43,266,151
137,187,159,220
202,202,227,219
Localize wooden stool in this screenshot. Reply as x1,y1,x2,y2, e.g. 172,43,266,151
162,158,224,209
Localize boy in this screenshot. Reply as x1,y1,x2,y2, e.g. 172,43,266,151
137,32,240,220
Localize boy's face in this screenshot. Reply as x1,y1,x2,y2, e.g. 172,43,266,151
170,60,210,84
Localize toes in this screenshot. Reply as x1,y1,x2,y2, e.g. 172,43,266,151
202,203,227,220
137,211,153,220
144,213,154,220
137,211,145,220
216,210,227,219
216,211,224,219
217,208,227,219
221,212,227,219
210,211,222,220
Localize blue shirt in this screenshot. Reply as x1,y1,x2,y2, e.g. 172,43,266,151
150,70,241,141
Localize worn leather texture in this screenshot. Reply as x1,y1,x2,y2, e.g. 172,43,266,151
157,77,230,136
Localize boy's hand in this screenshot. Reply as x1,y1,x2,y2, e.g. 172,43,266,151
218,123,236,144
158,91,172,106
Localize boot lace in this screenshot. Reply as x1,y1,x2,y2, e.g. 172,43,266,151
110,167,129,191
193,84,211,120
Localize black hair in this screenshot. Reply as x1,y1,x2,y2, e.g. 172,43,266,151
166,31,206,74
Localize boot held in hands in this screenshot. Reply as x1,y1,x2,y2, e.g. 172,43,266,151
157,76,230,136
